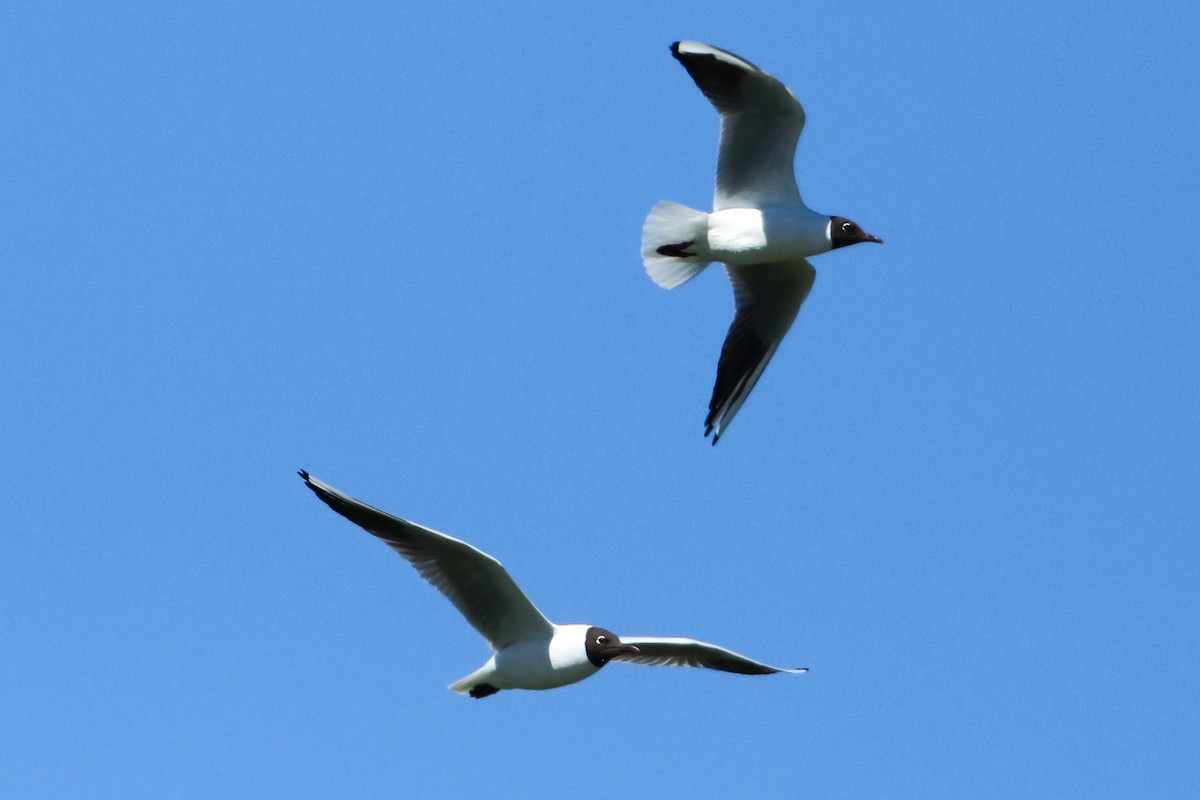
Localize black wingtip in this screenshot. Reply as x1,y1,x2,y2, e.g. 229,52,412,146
670,40,681,56
298,471,328,501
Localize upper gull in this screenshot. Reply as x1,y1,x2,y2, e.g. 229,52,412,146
641,41,883,443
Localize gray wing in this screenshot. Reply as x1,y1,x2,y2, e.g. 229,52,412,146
614,636,807,675
299,471,554,651
705,259,816,443
671,41,805,211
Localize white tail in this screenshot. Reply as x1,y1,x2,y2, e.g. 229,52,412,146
448,659,496,696
641,200,711,289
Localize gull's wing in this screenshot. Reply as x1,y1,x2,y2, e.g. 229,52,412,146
705,259,816,443
671,41,806,211
613,636,807,675
299,472,554,651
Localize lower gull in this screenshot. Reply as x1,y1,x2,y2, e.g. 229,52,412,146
300,471,806,698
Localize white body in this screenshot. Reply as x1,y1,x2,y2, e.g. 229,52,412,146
448,624,599,694
706,205,831,264
640,200,829,290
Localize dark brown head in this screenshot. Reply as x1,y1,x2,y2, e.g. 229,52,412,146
584,626,641,668
830,216,883,249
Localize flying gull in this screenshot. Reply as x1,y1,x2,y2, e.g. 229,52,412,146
300,471,806,698
642,41,883,443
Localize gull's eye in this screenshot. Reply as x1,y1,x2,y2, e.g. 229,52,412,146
596,635,608,645
842,221,852,232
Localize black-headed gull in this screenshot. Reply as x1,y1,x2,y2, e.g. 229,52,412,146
300,471,806,697
642,41,883,443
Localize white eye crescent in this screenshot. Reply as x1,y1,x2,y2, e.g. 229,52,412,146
842,221,852,231
597,635,608,645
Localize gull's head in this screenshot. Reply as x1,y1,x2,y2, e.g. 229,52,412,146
830,216,884,249
584,626,641,667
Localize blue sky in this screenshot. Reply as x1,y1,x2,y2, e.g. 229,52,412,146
3,2,1198,797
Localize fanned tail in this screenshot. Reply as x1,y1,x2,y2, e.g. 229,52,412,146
640,201,711,289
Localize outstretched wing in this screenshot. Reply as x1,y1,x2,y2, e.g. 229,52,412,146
300,472,554,651
706,259,816,443
614,636,807,675
671,41,806,210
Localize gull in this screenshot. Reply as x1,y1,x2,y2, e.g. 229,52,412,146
642,41,883,443
300,471,806,698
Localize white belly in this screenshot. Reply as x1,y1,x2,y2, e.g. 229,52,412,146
491,639,598,691
706,205,831,264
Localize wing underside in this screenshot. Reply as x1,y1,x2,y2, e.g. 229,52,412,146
705,259,816,442
300,472,554,651
615,636,806,675
670,41,806,210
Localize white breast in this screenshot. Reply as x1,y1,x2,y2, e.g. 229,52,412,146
706,204,831,264
707,208,768,257
546,624,599,684
490,625,598,691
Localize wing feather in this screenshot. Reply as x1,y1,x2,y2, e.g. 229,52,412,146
671,41,805,210
614,636,807,675
299,472,554,651
705,259,815,442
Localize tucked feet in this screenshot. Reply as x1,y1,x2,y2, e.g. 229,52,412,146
656,241,696,258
